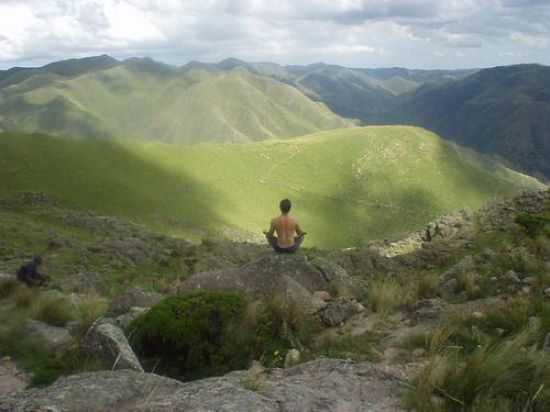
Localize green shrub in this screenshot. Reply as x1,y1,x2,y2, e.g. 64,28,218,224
516,213,550,238
129,291,252,379
31,295,75,327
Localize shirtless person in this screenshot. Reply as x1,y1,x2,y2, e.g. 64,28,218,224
264,199,306,253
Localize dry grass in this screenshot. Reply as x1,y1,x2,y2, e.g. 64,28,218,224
367,278,417,314
31,295,75,327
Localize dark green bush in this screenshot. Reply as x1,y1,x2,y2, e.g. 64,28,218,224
516,213,550,238
129,292,253,379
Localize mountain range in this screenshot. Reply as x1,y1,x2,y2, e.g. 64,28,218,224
1,55,549,180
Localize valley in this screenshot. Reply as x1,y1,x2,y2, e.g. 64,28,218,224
1,126,542,248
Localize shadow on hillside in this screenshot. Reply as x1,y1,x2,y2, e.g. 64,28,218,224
0,133,229,238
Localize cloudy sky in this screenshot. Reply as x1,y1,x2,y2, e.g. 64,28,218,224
1,0,549,70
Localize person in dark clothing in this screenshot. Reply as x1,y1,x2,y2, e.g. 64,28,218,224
264,199,306,253
17,256,48,287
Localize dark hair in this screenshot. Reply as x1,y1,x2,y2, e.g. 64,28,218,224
33,256,43,265
280,199,291,214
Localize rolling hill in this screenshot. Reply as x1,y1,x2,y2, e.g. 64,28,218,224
0,126,543,248
396,64,550,180
0,58,351,143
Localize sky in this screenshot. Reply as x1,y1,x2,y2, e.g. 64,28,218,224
1,0,549,70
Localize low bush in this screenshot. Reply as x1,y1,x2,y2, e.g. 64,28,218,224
516,213,550,238
129,291,253,379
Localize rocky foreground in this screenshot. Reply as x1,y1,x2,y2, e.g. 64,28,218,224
1,189,549,411
0,358,404,412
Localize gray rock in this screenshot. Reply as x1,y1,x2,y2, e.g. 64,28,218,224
545,288,550,298
319,297,365,327
83,321,143,372
544,333,550,352
414,299,446,321
310,257,359,297
107,288,163,317
504,270,521,283
0,359,405,411
112,307,150,330
22,320,74,352
175,254,328,299
0,272,15,282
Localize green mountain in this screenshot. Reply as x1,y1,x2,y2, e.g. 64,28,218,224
397,64,550,180
0,59,351,143
0,126,543,248
190,59,476,122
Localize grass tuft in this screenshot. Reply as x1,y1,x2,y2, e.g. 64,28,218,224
31,295,75,327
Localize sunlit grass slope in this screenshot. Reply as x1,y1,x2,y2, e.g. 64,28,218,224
0,66,351,143
0,126,544,248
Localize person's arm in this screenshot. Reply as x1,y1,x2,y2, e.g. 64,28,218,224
295,221,306,236
263,219,276,236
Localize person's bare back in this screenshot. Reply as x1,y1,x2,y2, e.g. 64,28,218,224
264,199,306,253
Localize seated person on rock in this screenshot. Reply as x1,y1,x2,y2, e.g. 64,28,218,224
17,256,49,287
264,199,306,253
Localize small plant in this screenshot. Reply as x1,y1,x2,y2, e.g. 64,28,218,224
74,294,108,338
31,295,75,327
315,332,381,362
367,278,417,314
416,272,440,300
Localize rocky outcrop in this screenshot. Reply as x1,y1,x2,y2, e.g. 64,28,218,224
174,254,329,299
0,359,405,412
83,321,143,372
107,288,163,317
319,297,366,327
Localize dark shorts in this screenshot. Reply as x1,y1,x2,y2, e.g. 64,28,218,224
265,233,305,253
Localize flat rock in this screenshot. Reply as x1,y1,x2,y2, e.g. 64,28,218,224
22,320,74,352
0,359,405,412
107,288,163,317
174,254,328,299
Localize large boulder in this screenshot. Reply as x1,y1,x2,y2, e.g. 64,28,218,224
0,359,405,411
174,254,328,299
309,257,366,298
83,321,143,372
22,320,74,352
107,288,163,317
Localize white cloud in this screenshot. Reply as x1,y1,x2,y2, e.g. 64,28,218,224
0,0,549,69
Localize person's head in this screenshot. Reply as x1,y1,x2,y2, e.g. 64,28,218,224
32,256,43,266
280,198,291,214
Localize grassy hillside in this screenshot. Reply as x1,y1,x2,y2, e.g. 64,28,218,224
397,64,550,180
0,126,543,248
0,62,351,143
